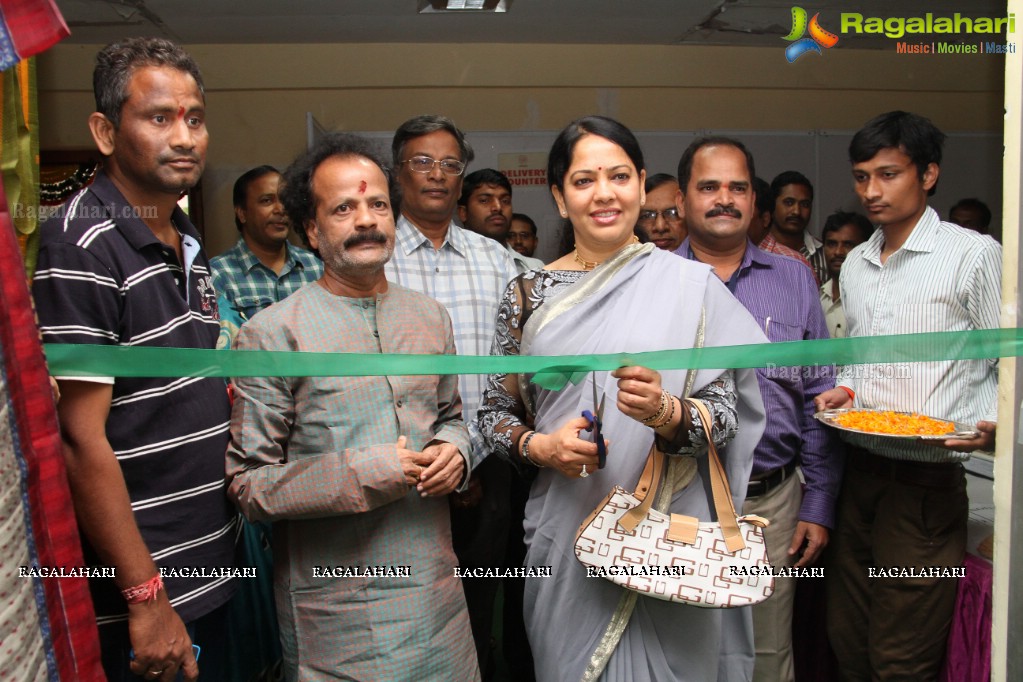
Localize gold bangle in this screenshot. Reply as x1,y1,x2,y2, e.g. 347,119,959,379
642,392,668,425
641,390,670,426
651,394,676,429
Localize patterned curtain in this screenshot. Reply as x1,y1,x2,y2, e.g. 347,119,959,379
1,56,41,275
0,3,105,680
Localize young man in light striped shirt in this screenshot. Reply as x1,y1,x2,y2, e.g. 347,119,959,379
815,110,1001,681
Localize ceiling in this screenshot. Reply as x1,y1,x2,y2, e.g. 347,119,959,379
54,0,1010,50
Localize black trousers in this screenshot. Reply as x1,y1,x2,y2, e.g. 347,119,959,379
826,450,967,681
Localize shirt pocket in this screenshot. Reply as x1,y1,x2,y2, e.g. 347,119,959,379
753,314,803,343
234,295,275,321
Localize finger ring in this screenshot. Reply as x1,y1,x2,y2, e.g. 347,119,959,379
580,464,589,478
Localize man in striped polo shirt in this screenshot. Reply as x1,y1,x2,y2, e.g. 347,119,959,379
32,38,235,682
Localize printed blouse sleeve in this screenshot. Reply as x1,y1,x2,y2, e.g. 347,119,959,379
476,273,539,472
659,370,739,455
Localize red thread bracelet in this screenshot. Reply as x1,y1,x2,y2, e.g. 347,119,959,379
121,574,163,604
839,386,855,402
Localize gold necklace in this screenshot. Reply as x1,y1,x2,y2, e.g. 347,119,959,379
573,250,600,270
573,235,639,271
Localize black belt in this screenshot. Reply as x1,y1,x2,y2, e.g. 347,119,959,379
745,460,797,499
847,446,964,488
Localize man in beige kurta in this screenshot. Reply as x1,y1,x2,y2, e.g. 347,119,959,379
226,132,478,681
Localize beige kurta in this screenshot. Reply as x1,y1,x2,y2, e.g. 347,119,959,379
226,281,478,682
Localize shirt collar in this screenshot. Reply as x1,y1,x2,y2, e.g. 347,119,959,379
233,238,305,274
677,237,765,278
820,278,837,302
232,239,262,272
899,206,940,253
745,241,774,268
87,171,199,251
509,248,542,266
395,214,467,257
858,205,939,266
678,237,766,268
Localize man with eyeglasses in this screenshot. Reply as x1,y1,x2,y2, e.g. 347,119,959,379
636,173,686,252
385,114,518,676
508,213,540,259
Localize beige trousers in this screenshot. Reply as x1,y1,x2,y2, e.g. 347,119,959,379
742,470,801,682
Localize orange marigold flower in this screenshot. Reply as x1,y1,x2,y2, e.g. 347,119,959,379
835,411,954,436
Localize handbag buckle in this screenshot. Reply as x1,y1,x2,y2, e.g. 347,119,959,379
666,514,699,545
737,514,771,529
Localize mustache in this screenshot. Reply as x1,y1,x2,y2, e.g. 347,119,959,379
343,230,388,249
706,206,742,219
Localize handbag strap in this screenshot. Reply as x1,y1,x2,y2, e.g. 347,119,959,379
618,442,663,532
633,306,706,510
620,400,746,553
640,305,705,507
620,308,725,539
688,398,746,553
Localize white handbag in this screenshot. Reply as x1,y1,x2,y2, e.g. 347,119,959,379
574,399,775,607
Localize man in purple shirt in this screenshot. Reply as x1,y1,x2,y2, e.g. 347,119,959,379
671,137,843,682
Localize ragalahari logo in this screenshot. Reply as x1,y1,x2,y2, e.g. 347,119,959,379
783,7,839,62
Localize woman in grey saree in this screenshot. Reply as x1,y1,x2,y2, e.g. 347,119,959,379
477,116,767,682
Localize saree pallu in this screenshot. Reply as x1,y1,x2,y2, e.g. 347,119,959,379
519,244,767,682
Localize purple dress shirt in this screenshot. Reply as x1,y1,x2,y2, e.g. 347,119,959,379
673,238,843,528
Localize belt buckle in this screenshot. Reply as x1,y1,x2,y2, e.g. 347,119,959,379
746,479,767,499
748,463,792,498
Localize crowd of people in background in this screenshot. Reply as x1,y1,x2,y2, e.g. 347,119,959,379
7,35,1003,682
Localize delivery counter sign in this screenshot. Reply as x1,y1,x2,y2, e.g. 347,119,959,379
783,7,838,62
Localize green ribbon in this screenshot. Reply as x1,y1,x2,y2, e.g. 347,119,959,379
43,327,1023,391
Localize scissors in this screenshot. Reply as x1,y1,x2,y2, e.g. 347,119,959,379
581,372,608,469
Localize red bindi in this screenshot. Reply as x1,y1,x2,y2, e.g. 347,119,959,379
358,180,367,194
177,106,185,118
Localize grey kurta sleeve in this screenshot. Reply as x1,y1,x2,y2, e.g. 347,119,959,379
226,323,410,522
226,383,410,522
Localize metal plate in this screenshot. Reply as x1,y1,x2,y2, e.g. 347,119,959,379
813,408,980,441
